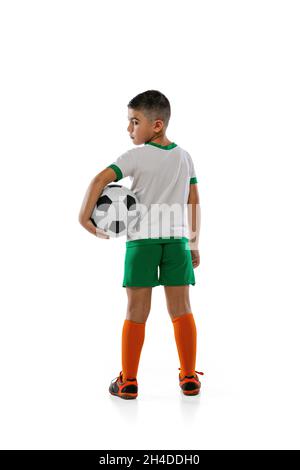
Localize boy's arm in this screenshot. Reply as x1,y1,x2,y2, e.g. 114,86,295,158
187,183,201,263
78,167,117,236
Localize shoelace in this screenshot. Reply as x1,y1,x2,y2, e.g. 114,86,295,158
178,367,204,378
111,370,123,384
111,371,136,383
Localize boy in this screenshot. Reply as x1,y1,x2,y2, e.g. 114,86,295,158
78,90,202,399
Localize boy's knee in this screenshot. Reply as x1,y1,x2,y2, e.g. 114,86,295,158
126,306,150,323
167,303,192,320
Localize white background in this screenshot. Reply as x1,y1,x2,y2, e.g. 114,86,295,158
1,0,300,450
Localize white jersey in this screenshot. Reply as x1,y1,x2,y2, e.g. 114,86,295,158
107,141,198,245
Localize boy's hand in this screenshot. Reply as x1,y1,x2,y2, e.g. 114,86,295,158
191,249,200,268
96,227,110,239
80,219,110,239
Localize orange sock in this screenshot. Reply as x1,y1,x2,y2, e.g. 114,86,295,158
121,319,145,381
172,313,197,379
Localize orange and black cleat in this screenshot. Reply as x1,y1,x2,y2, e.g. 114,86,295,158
109,371,138,400
178,368,204,396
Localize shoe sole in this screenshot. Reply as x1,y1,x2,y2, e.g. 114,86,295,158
109,390,138,400
182,388,200,396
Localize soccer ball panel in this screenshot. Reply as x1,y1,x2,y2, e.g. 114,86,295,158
90,184,140,238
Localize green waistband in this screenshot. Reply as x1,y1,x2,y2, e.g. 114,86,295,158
126,236,189,247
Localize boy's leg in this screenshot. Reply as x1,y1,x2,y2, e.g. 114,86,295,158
164,285,192,319
121,287,152,380
120,244,161,381
126,286,152,323
164,285,197,378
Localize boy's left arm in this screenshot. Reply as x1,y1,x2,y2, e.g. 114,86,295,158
78,167,117,238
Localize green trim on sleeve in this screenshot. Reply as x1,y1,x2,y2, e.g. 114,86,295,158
190,177,198,184
107,164,123,182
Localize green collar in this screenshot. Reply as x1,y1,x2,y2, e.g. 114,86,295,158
145,141,177,150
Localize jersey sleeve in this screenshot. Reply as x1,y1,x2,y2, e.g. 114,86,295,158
106,149,136,182
187,153,198,184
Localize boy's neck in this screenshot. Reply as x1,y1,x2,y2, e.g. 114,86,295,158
146,137,173,146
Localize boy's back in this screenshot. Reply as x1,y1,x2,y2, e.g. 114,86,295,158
107,141,198,242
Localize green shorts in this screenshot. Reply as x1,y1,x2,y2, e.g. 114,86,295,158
122,239,195,288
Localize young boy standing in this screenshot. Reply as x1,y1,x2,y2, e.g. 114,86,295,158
79,90,202,399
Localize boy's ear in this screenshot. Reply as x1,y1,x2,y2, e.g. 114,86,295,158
94,167,118,185
153,119,164,132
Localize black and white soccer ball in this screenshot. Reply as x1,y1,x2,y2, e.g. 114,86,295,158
90,185,140,238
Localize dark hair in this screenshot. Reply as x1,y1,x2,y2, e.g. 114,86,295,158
127,90,171,128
